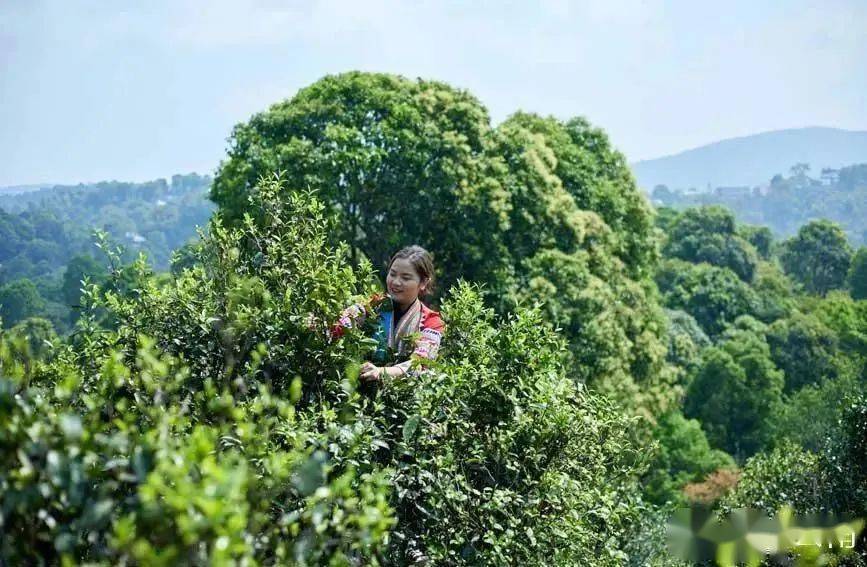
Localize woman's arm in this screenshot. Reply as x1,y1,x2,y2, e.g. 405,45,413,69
360,361,409,381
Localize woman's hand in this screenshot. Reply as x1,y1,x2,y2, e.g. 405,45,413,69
360,361,384,382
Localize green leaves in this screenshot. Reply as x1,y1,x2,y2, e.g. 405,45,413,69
781,219,853,296
664,206,759,282
0,182,396,565
401,414,421,445
684,328,784,460
374,281,649,564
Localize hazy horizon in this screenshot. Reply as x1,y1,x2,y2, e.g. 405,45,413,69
2,1,866,186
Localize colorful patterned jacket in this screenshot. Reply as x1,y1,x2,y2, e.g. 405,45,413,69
330,293,445,375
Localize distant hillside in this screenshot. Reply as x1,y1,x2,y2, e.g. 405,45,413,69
631,127,867,191
653,162,867,246
0,173,214,333
0,184,54,196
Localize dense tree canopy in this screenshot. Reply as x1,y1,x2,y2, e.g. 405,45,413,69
0,174,213,280
213,72,502,291
663,309,710,364
0,174,213,332
684,328,784,460
212,72,658,291
656,259,760,337
738,224,773,260
780,219,853,295
642,411,734,506
0,279,46,327
655,193,866,547
495,112,657,278
663,206,759,282
726,394,867,519
653,162,867,247
766,312,840,392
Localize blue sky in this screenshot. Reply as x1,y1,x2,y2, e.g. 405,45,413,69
1,0,865,186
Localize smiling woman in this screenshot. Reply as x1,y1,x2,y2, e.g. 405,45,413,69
329,245,445,382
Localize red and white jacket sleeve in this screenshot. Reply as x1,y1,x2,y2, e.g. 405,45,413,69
394,308,445,375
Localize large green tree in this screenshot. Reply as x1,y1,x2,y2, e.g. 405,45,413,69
495,112,658,278
684,329,784,459
212,71,504,293
213,72,660,298
656,259,760,337
212,72,671,419
0,278,46,328
766,312,840,392
663,206,759,282
781,219,853,295
486,115,671,414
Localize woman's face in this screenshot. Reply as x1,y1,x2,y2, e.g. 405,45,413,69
387,258,426,308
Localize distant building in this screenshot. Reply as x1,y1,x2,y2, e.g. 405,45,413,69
820,168,839,186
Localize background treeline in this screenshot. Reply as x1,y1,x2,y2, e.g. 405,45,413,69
652,163,867,246
1,72,865,565
648,205,866,519
0,173,213,332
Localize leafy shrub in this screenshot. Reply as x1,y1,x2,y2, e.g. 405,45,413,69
726,394,867,522
379,281,651,564
721,442,826,515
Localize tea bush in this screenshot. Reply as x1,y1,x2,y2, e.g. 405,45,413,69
1,177,656,565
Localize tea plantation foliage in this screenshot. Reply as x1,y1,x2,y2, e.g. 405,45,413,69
3,72,867,564
2,180,658,565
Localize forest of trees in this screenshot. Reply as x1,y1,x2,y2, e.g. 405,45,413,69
0,173,214,332
1,72,865,565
